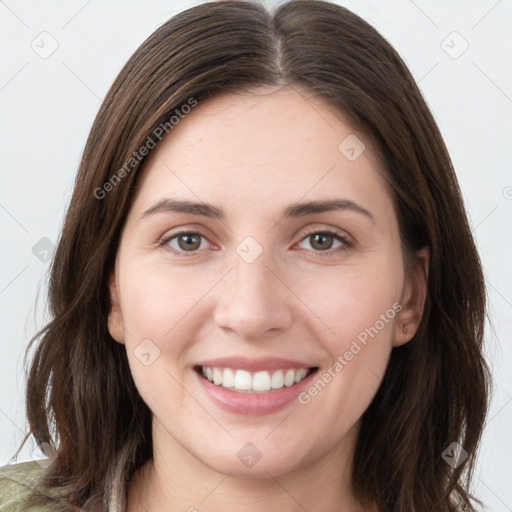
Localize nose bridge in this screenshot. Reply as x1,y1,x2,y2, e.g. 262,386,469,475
233,246,274,299
213,240,293,339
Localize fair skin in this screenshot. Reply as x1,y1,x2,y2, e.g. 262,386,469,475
108,86,428,512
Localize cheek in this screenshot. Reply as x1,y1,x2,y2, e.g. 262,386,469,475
292,261,402,430
118,268,199,416
292,257,402,342
119,261,215,339
117,265,206,392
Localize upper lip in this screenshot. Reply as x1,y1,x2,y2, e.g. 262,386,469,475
195,356,317,372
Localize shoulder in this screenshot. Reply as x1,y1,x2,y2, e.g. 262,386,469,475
0,460,61,512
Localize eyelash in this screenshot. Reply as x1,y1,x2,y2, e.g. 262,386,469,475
159,228,353,258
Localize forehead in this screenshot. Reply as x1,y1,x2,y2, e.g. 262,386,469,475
130,86,392,218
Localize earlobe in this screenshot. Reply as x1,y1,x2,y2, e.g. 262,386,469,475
107,271,125,344
394,247,429,347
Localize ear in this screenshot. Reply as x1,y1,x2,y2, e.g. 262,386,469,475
394,246,429,347
107,270,125,344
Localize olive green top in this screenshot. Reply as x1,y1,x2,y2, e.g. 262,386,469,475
0,460,60,511
0,459,125,511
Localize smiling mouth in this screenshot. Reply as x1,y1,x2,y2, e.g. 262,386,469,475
194,365,319,394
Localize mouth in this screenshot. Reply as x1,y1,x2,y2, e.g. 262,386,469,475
194,365,319,394
193,356,321,415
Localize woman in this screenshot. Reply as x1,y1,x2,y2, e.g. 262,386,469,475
0,1,490,511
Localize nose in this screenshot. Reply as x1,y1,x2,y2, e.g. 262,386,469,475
213,247,294,341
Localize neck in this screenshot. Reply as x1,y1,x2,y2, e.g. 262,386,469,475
126,418,373,512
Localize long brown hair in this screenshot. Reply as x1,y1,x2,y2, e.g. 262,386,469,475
14,1,490,510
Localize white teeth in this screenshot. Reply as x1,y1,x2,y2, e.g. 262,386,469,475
222,368,235,388
212,367,223,385
200,366,312,392
295,368,308,383
234,369,252,390
271,370,284,389
252,371,271,391
284,369,295,387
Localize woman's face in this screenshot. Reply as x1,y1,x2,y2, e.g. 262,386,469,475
108,86,427,478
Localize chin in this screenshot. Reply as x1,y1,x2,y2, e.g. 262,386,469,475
196,442,309,479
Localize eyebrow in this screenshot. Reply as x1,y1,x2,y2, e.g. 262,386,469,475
140,198,375,223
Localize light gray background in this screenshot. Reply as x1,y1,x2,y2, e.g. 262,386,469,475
0,0,511,510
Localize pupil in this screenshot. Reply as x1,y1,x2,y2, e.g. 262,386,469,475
179,234,200,251
312,233,332,250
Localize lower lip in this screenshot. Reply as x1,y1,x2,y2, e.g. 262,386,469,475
195,369,318,415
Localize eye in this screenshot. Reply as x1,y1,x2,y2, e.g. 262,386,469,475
159,228,353,257
161,231,211,255
295,228,352,255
